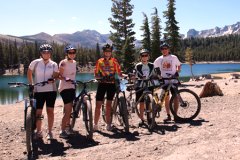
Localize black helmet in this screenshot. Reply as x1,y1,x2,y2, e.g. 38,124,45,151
139,49,150,56
102,43,113,51
65,45,76,54
160,43,170,49
39,44,53,53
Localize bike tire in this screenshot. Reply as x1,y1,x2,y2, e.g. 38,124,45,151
83,99,93,139
70,100,81,129
118,96,129,133
145,94,156,130
26,106,33,155
169,89,201,122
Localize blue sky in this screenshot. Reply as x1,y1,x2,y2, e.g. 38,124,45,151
0,0,239,39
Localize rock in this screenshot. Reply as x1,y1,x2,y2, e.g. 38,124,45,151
199,81,224,98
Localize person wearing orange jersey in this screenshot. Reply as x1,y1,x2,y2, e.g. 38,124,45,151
94,43,122,131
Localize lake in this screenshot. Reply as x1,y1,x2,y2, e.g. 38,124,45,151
0,63,240,105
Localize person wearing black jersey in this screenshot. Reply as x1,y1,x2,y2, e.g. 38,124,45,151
134,49,155,127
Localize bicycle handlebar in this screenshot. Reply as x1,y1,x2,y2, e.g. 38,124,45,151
68,79,97,85
8,80,51,87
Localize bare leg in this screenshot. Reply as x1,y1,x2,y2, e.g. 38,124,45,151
94,101,103,125
46,107,54,132
139,102,144,121
105,100,112,125
36,109,43,132
61,103,72,131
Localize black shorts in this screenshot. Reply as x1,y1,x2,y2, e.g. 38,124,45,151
96,83,116,101
34,91,57,109
135,87,153,103
60,89,76,104
162,84,178,96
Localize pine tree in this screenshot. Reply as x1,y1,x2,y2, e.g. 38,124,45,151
151,7,161,61
109,0,136,69
96,43,101,59
122,37,135,71
140,12,151,51
163,0,181,54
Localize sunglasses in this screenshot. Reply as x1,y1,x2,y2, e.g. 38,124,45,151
68,52,76,54
161,48,169,50
41,51,51,54
141,54,149,57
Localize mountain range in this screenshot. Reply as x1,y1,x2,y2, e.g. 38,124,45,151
187,21,240,38
0,21,240,48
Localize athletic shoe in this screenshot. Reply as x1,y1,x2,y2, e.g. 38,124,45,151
138,120,145,127
163,114,171,122
46,132,53,140
106,124,113,131
34,131,43,139
59,131,69,139
65,126,75,135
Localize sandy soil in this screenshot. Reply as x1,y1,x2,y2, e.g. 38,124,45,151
0,73,240,160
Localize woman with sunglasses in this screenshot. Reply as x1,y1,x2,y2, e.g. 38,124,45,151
153,43,181,122
58,45,77,138
27,44,59,140
134,49,155,127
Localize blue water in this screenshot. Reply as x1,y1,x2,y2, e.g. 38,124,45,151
180,63,240,77
0,63,240,105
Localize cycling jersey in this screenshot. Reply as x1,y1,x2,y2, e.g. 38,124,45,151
29,58,58,92
94,57,122,82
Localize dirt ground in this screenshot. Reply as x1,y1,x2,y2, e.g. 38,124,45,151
0,76,240,160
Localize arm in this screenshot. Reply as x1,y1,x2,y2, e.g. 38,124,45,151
27,68,33,85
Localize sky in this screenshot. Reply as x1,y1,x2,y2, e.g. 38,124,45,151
0,0,240,39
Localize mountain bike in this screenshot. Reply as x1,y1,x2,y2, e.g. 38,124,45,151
152,73,201,123
125,77,160,130
101,77,130,133
70,79,95,139
8,80,49,157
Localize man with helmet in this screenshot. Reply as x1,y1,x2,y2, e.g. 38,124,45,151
134,48,155,127
27,43,59,140
58,45,77,138
94,43,122,131
153,42,181,122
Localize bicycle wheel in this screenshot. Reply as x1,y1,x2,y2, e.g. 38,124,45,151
118,96,129,133
83,99,93,139
144,94,156,130
70,100,81,129
25,106,34,155
170,89,201,122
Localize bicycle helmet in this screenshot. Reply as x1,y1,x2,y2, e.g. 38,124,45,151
102,43,113,51
39,44,53,53
139,49,150,56
160,43,170,49
65,45,76,54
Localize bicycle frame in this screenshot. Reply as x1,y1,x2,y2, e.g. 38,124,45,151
70,79,95,139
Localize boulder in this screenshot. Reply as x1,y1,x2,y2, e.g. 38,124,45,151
199,81,223,98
